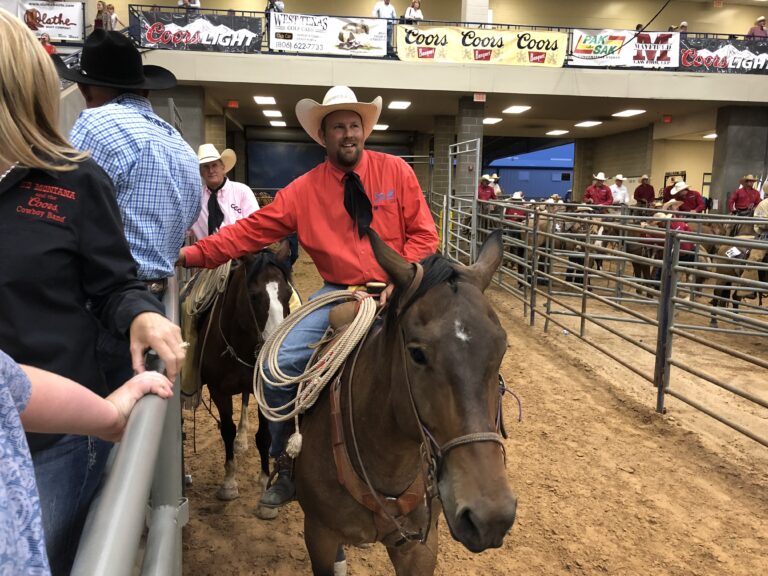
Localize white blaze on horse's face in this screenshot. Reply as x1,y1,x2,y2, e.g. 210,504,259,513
263,281,285,339
454,319,471,343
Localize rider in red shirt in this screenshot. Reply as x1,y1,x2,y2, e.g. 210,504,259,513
727,174,762,214
584,172,613,206
633,175,655,206
668,181,705,213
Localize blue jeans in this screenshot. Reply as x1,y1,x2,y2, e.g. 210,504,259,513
262,283,340,458
32,434,113,576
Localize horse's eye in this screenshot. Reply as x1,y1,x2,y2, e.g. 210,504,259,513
408,346,428,366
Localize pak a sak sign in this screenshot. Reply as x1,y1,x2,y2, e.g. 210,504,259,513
396,25,567,67
568,30,680,68
678,37,768,74
136,10,262,52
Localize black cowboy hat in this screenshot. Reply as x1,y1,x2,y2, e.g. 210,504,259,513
53,30,176,90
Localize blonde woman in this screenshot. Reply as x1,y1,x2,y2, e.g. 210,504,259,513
405,0,424,21
0,10,185,575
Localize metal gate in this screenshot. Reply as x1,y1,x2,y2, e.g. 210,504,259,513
443,139,481,263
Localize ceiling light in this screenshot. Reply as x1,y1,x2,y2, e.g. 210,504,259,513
263,110,282,117
269,120,286,127
254,96,276,105
612,109,646,118
546,129,569,136
373,124,389,130
483,117,502,125
703,133,718,139
575,120,602,128
502,105,531,114
388,101,411,110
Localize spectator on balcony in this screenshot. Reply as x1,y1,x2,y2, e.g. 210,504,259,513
609,174,629,205
107,4,125,30
94,1,110,30
178,0,201,11
678,21,688,35
39,32,56,54
405,0,423,23
634,175,655,207
727,174,761,215
747,16,767,38
584,172,613,206
372,0,397,55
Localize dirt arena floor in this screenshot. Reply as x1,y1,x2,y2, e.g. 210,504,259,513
182,252,768,576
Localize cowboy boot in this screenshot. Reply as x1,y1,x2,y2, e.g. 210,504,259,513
260,452,295,508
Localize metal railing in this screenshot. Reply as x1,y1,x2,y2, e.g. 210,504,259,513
441,201,768,447
72,276,187,576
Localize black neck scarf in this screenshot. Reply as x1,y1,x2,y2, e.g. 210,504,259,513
344,171,373,239
207,177,228,235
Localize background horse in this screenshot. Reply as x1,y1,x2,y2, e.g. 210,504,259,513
197,242,293,501
295,231,517,576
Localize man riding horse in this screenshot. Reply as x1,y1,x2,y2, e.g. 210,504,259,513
178,86,439,512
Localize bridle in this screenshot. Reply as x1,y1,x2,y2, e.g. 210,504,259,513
340,263,511,546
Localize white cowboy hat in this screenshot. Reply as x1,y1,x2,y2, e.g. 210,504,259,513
641,174,649,180
614,174,625,181
491,173,500,180
511,191,524,200
758,16,766,23
480,174,492,182
653,212,672,219
197,144,236,172
740,173,757,183
593,172,607,181
295,86,382,147
670,181,690,196
575,205,593,212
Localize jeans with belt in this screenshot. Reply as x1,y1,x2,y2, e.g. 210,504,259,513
261,283,341,458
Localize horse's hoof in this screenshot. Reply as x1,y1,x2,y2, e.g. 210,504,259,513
234,437,248,453
333,560,348,576
256,504,279,520
216,485,240,501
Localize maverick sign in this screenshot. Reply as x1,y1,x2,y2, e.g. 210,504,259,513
396,25,567,67
137,10,262,52
678,37,768,74
569,30,680,68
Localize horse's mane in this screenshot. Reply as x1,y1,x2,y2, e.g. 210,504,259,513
245,249,292,284
386,254,460,323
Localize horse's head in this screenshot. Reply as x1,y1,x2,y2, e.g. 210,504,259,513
369,230,517,552
237,240,293,340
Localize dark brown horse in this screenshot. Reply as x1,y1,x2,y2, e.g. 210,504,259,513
295,230,517,575
197,242,293,501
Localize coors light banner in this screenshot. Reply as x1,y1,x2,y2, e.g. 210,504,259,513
137,10,262,52
678,37,768,74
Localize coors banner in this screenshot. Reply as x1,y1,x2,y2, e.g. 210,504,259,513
136,9,262,52
396,25,567,67
678,36,768,74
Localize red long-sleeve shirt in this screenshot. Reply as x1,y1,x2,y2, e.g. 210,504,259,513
477,183,495,201
584,184,613,205
182,150,439,285
634,183,655,205
677,189,706,213
727,186,761,213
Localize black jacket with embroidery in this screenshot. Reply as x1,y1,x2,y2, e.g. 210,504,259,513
0,158,164,451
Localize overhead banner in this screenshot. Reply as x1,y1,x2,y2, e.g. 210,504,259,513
569,30,679,68
396,25,567,67
19,1,84,41
137,10,262,52
678,37,768,74
268,12,387,57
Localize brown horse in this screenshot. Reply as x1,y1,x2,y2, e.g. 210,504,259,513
197,242,293,501
295,230,517,575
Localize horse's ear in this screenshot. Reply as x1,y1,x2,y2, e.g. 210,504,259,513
367,229,415,288
464,229,503,292
273,239,291,263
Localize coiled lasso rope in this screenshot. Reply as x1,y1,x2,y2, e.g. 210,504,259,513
253,290,379,457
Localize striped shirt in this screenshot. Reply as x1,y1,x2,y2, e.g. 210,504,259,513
70,94,201,279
